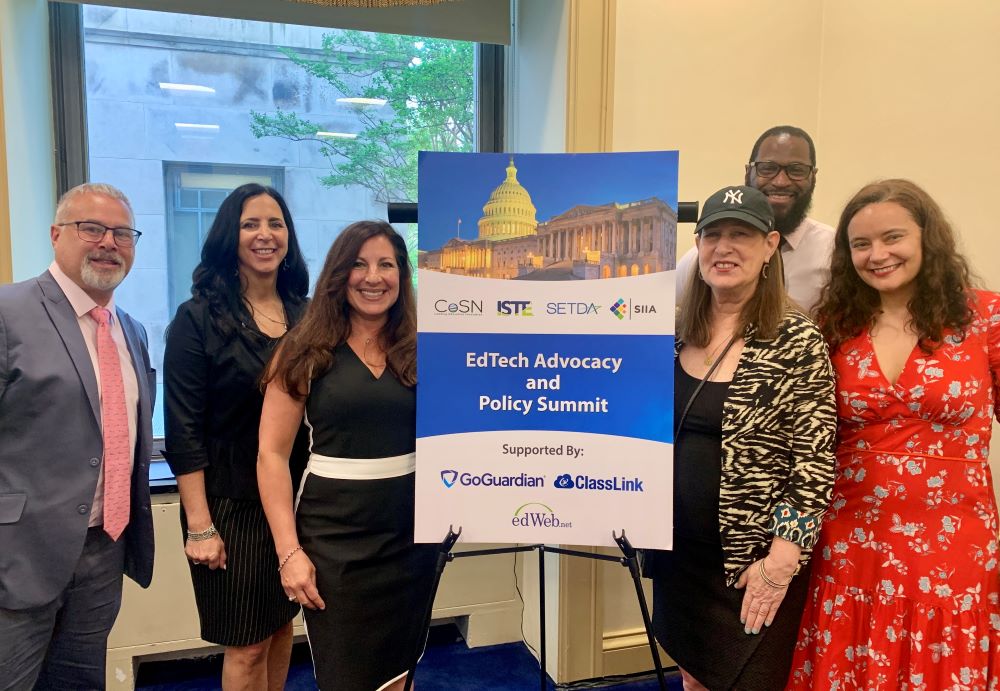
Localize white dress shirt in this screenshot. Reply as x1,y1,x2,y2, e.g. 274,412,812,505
675,216,835,315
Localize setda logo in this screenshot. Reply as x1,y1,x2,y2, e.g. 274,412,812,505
609,297,658,320
511,502,572,528
497,300,533,317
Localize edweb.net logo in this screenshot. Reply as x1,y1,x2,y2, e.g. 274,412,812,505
511,502,572,528
610,298,628,320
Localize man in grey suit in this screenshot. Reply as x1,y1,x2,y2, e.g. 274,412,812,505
0,183,155,689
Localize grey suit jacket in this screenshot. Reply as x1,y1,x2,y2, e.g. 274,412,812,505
0,270,155,610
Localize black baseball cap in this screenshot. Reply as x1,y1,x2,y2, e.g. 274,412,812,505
695,185,775,234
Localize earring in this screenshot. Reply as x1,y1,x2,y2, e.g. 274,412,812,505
282,258,290,271
761,263,769,279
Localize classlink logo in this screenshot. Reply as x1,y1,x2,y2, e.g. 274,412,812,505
610,298,628,320
440,470,458,488
554,473,645,492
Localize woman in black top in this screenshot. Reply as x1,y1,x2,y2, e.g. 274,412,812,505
258,220,435,691
163,183,308,690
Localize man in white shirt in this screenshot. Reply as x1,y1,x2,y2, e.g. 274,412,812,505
677,126,835,313
0,183,155,690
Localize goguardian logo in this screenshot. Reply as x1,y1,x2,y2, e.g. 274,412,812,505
440,470,544,489
554,473,645,492
511,502,572,529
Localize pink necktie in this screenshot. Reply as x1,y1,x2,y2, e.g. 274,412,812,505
89,307,130,541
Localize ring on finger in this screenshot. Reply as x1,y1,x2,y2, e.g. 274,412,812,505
288,595,297,602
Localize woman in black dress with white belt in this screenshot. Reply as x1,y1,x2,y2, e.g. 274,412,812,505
164,183,309,689
258,220,435,691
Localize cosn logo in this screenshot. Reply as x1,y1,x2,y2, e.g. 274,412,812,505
433,298,483,316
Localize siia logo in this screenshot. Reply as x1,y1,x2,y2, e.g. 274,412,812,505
610,298,628,320
440,470,458,488
511,502,572,528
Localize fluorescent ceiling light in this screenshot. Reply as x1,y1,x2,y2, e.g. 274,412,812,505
316,131,358,139
174,122,220,131
159,82,216,94
336,97,388,107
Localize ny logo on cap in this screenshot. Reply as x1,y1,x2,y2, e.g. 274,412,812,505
723,189,743,205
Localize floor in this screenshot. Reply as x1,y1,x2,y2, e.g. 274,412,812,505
135,623,681,690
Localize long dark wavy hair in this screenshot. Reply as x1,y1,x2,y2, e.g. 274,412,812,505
265,220,416,398
190,183,309,339
815,179,975,352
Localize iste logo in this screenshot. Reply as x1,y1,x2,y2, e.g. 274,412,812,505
434,298,483,316
511,502,572,529
497,300,533,317
440,470,544,488
554,473,645,492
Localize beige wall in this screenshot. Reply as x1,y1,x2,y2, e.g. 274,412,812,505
603,0,1000,673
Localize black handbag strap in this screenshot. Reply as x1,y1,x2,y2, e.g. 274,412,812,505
675,333,738,437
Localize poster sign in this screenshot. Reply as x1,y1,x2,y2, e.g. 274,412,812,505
415,152,678,548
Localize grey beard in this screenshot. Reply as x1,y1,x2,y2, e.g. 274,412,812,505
81,255,126,292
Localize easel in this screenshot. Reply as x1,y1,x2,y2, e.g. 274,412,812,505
402,527,668,691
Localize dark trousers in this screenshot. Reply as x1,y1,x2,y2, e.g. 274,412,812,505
0,527,126,691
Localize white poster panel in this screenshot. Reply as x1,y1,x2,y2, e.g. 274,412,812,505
415,152,678,548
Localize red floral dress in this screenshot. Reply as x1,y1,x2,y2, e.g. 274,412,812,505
788,291,1000,690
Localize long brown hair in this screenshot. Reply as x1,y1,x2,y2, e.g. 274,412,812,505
265,220,416,398
678,237,787,346
815,179,974,352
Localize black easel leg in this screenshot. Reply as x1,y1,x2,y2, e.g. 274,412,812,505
404,527,461,691
614,531,668,691
538,545,547,691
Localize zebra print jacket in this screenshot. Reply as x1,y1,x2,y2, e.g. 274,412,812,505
677,308,837,587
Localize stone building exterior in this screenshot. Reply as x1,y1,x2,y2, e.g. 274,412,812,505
420,158,677,280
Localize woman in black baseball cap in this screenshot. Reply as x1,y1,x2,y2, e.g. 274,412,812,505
648,185,837,690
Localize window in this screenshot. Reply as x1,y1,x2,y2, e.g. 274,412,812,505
52,3,502,481
165,164,284,315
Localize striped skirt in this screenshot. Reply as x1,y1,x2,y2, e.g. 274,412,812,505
181,495,299,647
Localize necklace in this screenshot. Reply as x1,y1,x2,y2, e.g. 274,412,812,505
244,299,287,328
704,334,734,366
362,337,386,371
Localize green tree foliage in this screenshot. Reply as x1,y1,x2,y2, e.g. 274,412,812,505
250,31,474,204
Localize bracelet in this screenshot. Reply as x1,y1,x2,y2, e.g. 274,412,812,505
186,524,218,541
278,546,303,572
758,559,793,588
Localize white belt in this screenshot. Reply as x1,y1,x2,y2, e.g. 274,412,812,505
305,452,415,480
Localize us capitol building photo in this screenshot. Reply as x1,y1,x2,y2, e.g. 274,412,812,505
418,158,677,280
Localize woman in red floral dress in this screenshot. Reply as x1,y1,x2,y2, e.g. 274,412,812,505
788,179,1000,689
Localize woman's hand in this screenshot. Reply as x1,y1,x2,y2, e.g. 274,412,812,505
185,534,227,571
735,555,795,635
280,550,326,611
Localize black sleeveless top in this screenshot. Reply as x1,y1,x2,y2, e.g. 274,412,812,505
305,343,416,459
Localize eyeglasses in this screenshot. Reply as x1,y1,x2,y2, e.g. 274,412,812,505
58,221,142,248
749,161,814,181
